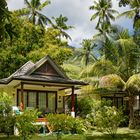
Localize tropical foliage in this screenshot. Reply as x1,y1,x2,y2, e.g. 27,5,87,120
95,106,124,138
89,0,118,29
47,114,86,134
52,14,73,40
118,0,140,29
0,92,15,137
0,0,9,41
14,0,52,27
16,109,39,140
1,0,140,134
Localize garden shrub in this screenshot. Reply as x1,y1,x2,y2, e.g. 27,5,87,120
16,109,39,140
46,114,86,134
76,97,94,118
95,106,125,138
0,92,15,137
67,96,94,117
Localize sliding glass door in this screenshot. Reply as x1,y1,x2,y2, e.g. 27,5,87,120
48,93,56,113
17,90,57,113
28,91,36,108
38,92,47,110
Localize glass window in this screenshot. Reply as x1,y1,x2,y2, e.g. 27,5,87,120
38,92,47,110
17,90,57,112
118,98,123,108
48,93,56,113
28,91,36,108
17,91,27,108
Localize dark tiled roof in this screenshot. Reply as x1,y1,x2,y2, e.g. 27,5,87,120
0,55,87,86
11,61,35,77
13,75,86,85
0,61,35,84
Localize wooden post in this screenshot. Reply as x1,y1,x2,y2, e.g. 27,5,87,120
71,86,75,117
20,83,24,111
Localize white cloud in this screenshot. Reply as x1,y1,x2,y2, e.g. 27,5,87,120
7,0,133,47
8,0,25,10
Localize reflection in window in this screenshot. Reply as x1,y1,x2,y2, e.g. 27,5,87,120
28,92,36,108
48,93,56,113
39,92,47,110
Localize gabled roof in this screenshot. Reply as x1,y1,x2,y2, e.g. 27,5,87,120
25,55,68,79
0,61,35,84
0,55,87,86
10,61,35,77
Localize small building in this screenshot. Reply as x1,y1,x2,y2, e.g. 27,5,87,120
0,55,86,117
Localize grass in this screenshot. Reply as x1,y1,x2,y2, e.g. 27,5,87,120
0,128,140,140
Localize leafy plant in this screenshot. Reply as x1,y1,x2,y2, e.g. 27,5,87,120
0,92,15,137
47,114,86,134
16,109,39,140
76,97,94,118
95,105,125,138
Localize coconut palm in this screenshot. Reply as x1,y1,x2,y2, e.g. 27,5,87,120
89,0,118,29
81,28,140,128
52,14,73,40
73,39,97,66
0,0,8,41
14,0,52,27
118,0,130,7
118,0,140,28
98,73,140,129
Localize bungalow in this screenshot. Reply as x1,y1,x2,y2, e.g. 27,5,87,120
0,55,86,117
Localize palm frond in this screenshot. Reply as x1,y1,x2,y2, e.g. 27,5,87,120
90,12,99,20
37,11,53,25
24,0,31,8
89,58,118,77
13,8,30,16
79,65,94,78
59,30,72,40
117,9,135,19
62,63,81,79
38,0,51,10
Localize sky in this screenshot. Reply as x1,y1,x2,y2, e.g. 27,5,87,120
7,0,133,48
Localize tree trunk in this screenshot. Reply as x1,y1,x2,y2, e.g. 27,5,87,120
129,95,135,129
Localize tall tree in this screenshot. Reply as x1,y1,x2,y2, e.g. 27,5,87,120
52,14,73,40
0,0,8,41
118,0,140,29
86,28,140,128
89,0,118,29
14,0,52,27
73,39,97,66
118,0,130,7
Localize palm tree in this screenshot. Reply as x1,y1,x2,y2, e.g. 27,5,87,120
118,0,130,7
118,0,140,29
0,0,8,41
81,28,140,128
14,0,52,27
89,0,118,29
52,14,73,40
73,39,97,66
98,73,140,129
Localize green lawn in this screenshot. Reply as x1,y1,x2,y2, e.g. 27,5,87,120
0,128,140,140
